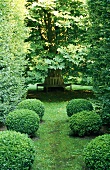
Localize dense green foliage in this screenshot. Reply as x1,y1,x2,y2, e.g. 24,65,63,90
100,111,110,126
25,0,89,84
17,99,45,120
0,130,35,170
69,110,102,136
84,134,110,170
0,0,28,122
66,99,93,117
6,109,40,136
87,0,110,121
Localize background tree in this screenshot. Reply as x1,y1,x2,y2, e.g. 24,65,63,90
87,0,110,120
0,0,28,124
26,0,89,85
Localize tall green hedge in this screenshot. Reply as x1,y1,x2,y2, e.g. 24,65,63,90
87,0,110,118
0,0,28,122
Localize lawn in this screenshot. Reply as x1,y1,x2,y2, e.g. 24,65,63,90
27,84,93,92
27,87,95,170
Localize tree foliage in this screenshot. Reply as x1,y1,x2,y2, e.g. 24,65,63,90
87,0,110,115
25,0,89,83
0,0,28,122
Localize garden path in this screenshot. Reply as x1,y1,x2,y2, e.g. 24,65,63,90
30,90,93,170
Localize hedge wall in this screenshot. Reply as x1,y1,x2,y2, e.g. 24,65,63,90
0,0,28,122
87,0,110,118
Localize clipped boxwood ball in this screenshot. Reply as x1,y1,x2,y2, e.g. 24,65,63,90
6,109,40,136
69,111,102,137
18,99,45,120
84,134,110,170
0,131,35,170
66,99,93,117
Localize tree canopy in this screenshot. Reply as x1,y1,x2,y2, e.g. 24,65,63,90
26,0,89,83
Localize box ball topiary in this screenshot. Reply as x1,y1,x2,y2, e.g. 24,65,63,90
69,110,102,137
84,134,110,170
0,130,35,170
17,99,45,120
66,99,93,117
6,109,40,136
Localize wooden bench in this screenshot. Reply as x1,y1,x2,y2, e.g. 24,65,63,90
37,77,72,92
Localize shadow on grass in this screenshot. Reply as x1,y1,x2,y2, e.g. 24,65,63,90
27,89,94,102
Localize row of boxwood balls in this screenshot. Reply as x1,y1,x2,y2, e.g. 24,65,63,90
66,98,102,136
6,99,45,137
66,99,110,170
0,99,45,170
0,98,110,170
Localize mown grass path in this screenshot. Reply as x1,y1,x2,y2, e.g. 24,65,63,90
31,96,92,170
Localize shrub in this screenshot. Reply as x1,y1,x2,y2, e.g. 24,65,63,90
0,116,4,127
66,99,93,117
0,0,27,120
17,99,45,120
6,109,40,136
99,102,110,126
87,0,110,134
0,130,35,170
100,111,110,126
84,134,110,170
69,111,102,137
